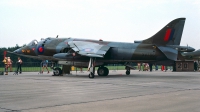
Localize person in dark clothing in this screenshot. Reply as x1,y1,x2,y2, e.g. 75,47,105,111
149,63,153,72
194,61,198,71
16,57,22,74
173,61,176,72
155,64,158,71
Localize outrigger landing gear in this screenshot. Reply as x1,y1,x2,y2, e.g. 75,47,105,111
88,58,95,78
53,67,62,76
125,66,130,75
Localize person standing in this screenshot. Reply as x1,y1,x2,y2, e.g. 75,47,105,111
41,60,49,73
142,63,145,71
161,65,165,71
149,63,153,72
155,64,158,71
80,67,84,73
16,57,23,74
137,63,141,71
2,57,8,75
194,61,198,71
165,66,168,72
7,57,13,72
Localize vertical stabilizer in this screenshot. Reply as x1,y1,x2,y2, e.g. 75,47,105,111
143,18,186,46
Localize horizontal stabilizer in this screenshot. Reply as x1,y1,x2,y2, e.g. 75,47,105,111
157,46,178,61
134,40,142,43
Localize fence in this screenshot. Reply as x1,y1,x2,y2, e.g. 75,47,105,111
0,62,133,72
0,62,176,72
0,62,60,72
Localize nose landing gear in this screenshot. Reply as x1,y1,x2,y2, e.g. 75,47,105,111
125,66,130,75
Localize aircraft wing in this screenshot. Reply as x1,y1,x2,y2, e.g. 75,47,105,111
68,41,110,58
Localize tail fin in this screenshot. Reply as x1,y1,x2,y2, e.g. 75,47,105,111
143,18,186,46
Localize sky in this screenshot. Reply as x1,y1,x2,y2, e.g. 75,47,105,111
0,0,200,49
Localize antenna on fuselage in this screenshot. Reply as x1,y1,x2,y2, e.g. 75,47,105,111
56,35,59,38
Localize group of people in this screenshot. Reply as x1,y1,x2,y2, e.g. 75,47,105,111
2,58,51,75
137,62,174,72
137,63,151,71
2,57,22,75
137,63,158,72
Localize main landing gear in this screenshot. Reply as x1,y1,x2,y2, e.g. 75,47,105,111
87,58,110,78
97,66,109,76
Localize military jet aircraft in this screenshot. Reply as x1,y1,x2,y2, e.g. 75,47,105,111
12,18,195,78
181,49,200,60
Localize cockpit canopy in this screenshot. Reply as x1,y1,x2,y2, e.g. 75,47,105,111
27,40,38,46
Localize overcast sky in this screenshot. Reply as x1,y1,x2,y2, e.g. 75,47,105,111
0,0,200,49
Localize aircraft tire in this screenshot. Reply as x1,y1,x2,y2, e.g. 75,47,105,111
97,67,105,76
88,72,94,78
53,67,62,76
97,67,109,76
126,70,130,75
104,67,109,76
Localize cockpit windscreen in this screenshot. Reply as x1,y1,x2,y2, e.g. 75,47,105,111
27,40,38,46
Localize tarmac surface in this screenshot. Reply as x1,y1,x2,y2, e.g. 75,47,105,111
0,70,200,112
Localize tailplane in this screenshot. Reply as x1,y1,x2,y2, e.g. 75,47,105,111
143,18,186,46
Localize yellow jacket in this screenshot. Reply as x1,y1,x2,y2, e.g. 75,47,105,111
2,59,7,64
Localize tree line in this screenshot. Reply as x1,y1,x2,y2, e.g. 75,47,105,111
0,45,40,67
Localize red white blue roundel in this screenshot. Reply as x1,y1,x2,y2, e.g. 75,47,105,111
81,48,94,52
37,46,44,54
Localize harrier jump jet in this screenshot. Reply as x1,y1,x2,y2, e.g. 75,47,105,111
13,18,195,78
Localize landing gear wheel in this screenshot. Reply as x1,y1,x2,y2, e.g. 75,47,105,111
97,67,105,76
53,67,62,76
97,67,109,76
88,72,95,78
104,67,109,76
126,70,130,75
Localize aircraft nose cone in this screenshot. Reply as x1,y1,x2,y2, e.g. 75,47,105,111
188,47,195,52
14,48,23,54
13,49,19,53
192,48,195,51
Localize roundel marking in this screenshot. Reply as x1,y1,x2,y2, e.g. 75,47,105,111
38,46,44,53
